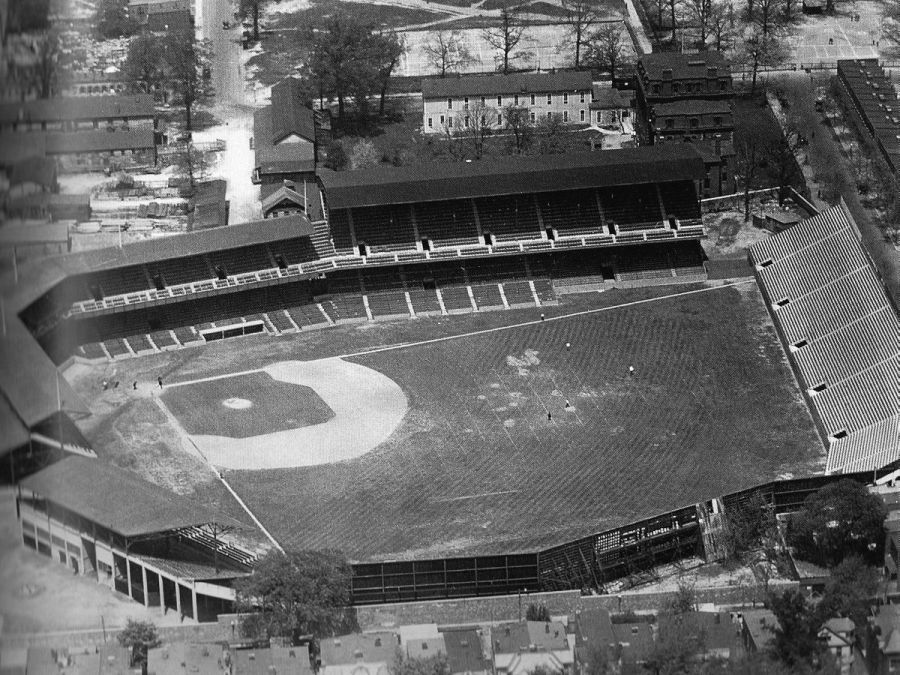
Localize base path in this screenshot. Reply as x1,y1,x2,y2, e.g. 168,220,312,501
168,358,408,470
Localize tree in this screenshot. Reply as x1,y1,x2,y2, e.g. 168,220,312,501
582,642,628,675
534,113,568,155
667,579,697,614
562,0,601,68
372,31,405,117
647,612,706,675
6,0,50,36
684,0,713,46
173,142,212,192
738,28,789,94
819,556,878,630
709,0,736,51
725,491,777,559
786,479,886,568
324,141,348,171
117,619,160,668
749,0,786,37
423,30,472,77
124,34,165,95
525,603,551,621
502,104,533,154
35,31,59,99
769,590,832,670
734,104,774,221
585,22,626,79
96,0,136,38
164,30,212,130
349,139,381,169
235,550,354,642
483,6,526,75
457,100,496,159
239,0,275,41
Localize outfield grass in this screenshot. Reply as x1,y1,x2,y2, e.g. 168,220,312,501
160,371,334,438
223,283,824,561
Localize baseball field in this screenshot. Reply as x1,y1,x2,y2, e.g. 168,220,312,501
67,282,826,562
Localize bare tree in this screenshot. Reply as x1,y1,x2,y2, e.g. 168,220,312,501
562,0,600,68
684,0,713,45
483,6,526,74
457,100,496,159
668,0,680,41
35,30,59,98
750,0,785,37
173,142,212,192
373,30,405,117
585,22,626,79
738,27,789,93
502,104,533,153
534,113,568,154
709,0,737,50
423,30,472,77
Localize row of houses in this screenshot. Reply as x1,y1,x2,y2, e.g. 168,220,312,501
836,59,900,174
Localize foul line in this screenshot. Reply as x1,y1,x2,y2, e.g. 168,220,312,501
336,280,756,361
434,489,520,503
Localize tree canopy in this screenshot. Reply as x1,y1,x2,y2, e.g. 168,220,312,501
117,619,160,667
235,549,355,642
96,0,136,39
786,479,886,567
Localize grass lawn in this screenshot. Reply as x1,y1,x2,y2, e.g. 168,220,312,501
267,0,452,30
160,371,334,438
221,284,824,561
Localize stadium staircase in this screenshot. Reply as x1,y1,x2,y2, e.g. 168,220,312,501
697,499,730,563
181,526,257,567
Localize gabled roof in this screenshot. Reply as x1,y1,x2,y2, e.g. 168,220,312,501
441,628,489,675
232,646,314,675
742,609,780,651
320,633,399,667
0,95,155,125
423,71,593,99
270,78,317,144
320,146,706,209
574,608,616,655
253,106,315,175
591,86,632,109
20,456,242,536
148,643,225,675
261,185,305,213
492,621,568,654
0,394,30,454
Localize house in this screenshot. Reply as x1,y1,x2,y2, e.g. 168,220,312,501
818,618,856,674
741,609,780,654
590,85,633,130
398,624,447,661
573,608,617,673
693,139,736,197
189,180,229,230
261,181,308,220
44,129,157,173
422,71,594,133
252,78,325,199
142,9,193,33
609,622,654,667
0,95,157,134
128,0,192,23
147,643,225,675
491,621,574,675
319,633,400,675
634,52,734,195
867,605,900,675
441,628,490,675
232,646,314,675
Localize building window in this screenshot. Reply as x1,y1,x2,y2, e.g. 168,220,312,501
440,115,445,125
580,109,585,121
563,110,568,121
652,84,660,94
690,118,699,128
704,175,711,189
713,116,722,126
665,118,674,128
547,111,552,119
464,96,469,109
481,96,486,106
464,115,470,127
563,93,568,104
547,93,552,104
498,113,502,125
448,98,453,109
529,94,534,105
515,94,519,105
497,95,502,105
530,112,535,122
427,117,433,128
580,92,585,103
720,81,728,90
448,117,453,128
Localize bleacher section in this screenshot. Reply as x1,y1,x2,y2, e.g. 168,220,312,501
471,284,504,309
272,238,319,265
413,199,480,248
616,247,672,281
502,281,537,306
328,209,355,254
150,330,178,349
659,182,702,222
669,243,706,276
366,291,410,318
148,255,212,288
267,310,298,332
599,185,664,231
407,289,441,315
207,244,274,276
537,190,603,237
440,286,474,312
475,195,541,242
352,205,415,253
749,203,900,474
90,266,150,297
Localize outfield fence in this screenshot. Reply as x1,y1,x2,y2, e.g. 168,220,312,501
349,473,872,604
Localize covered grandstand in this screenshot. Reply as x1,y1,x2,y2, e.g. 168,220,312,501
750,202,900,474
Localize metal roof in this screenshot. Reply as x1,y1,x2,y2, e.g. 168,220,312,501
270,78,317,144
422,71,593,99
20,456,242,536
319,146,706,209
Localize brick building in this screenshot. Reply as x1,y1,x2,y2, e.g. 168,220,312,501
422,71,594,133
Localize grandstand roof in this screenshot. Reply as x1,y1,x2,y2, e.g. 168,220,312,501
20,456,242,536
0,95,155,125
749,202,900,471
0,394,30,454
319,146,705,209
422,71,592,99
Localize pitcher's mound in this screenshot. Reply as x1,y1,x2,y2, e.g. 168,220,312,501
222,398,252,409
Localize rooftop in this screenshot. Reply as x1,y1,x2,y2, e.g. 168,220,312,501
320,633,399,667
0,94,155,125
319,146,706,209
652,99,732,116
269,78,317,144
492,621,568,654
638,51,731,81
44,129,155,154
422,71,593,99
20,456,242,536
440,628,489,675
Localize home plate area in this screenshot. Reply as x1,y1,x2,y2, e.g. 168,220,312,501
160,359,408,470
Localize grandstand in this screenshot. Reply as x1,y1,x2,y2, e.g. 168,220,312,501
750,201,900,475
